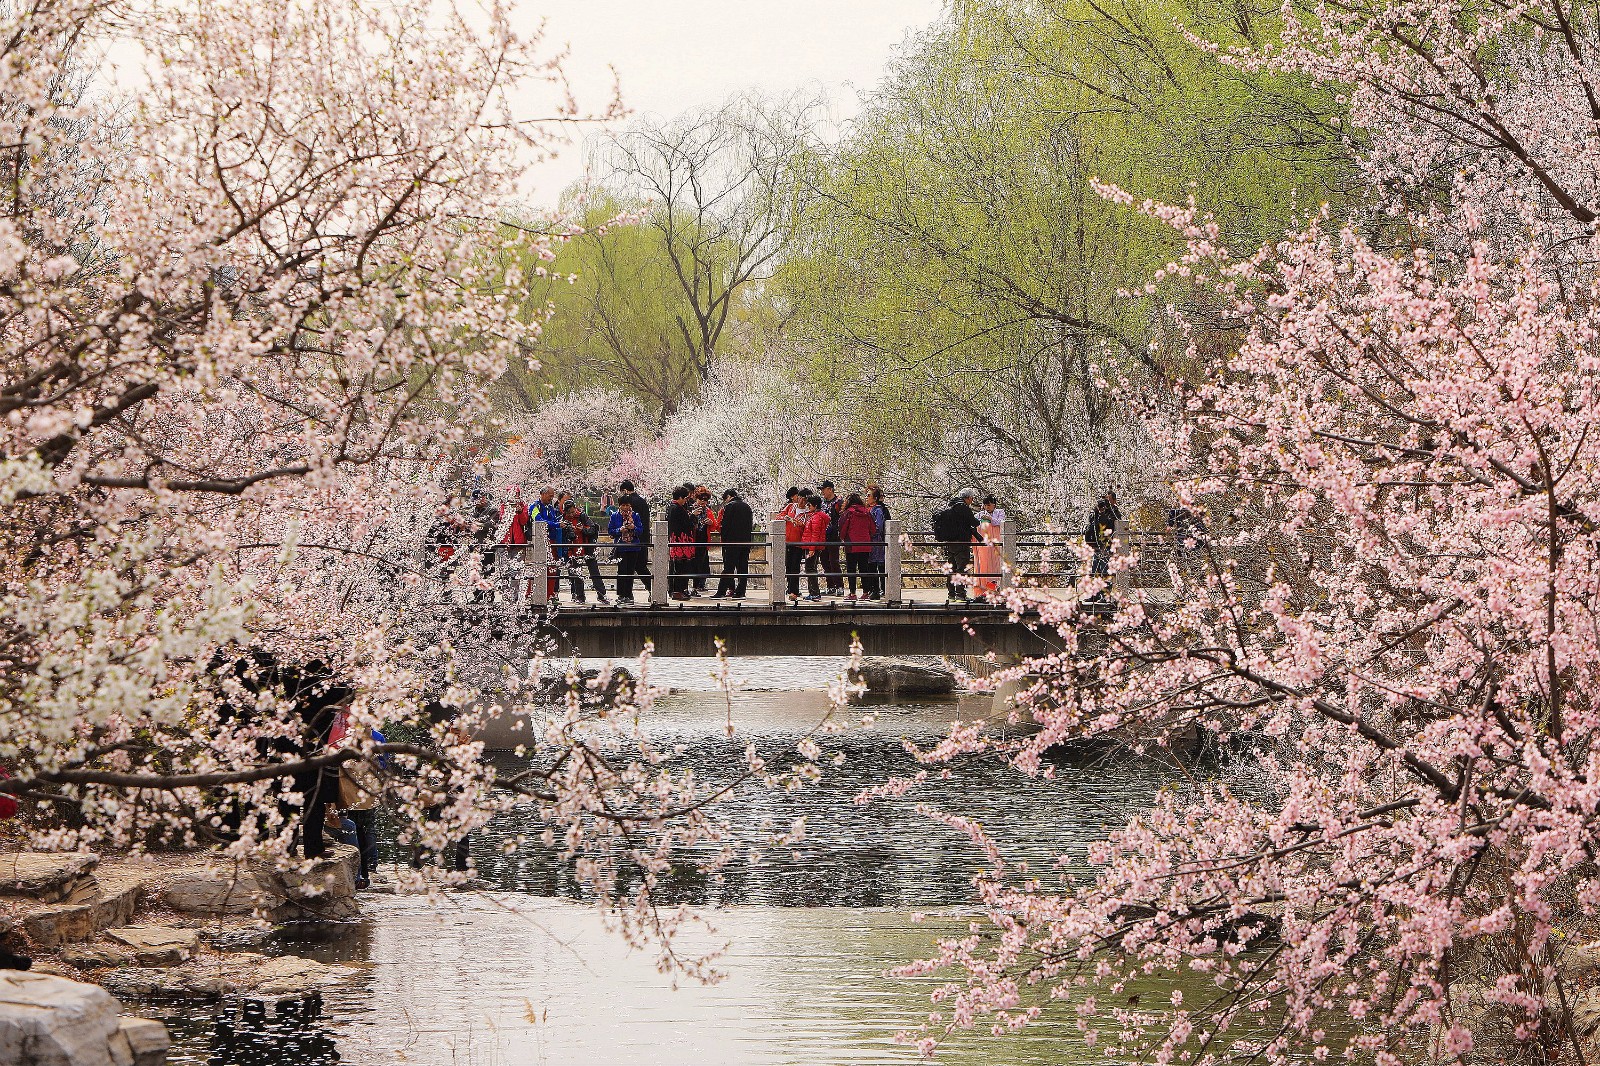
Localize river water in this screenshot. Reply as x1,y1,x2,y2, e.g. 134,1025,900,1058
154,656,1177,1066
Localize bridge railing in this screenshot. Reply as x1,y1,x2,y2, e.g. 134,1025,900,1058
417,518,1195,607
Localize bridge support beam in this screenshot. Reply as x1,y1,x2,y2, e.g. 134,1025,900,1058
547,609,1052,658
998,521,1017,592
530,523,550,608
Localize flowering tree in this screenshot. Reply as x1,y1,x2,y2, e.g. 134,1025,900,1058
492,387,656,498
882,0,1600,1062
0,0,834,976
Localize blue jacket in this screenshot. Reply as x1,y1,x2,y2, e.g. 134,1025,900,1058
533,501,563,545
609,511,645,551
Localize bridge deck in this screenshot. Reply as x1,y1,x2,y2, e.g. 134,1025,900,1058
529,586,1166,658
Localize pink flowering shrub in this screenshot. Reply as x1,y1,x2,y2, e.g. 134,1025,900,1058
879,0,1600,1061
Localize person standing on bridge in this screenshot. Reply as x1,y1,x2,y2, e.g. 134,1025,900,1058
666,485,697,599
715,488,754,599
817,481,845,596
1085,489,1123,581
561,500,608,604
691,485,713,595
839,493,878,600
799,493,829,601
616,480,651,596
466,489,499,603
931,489,981,602
608,499,647,603
778,487,806,603
868,487,891,600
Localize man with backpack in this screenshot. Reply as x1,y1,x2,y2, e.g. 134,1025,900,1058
931,489,982,602
1085,489,1124,581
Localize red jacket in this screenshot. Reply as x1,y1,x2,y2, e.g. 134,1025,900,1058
500,502,529,545
801,509,830,548
781,503,806,543
839,504,875,551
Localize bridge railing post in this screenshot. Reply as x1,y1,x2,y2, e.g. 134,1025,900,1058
650,519,669,606
885,519,903,604
998,521,1017,592
530,523,550,608
767,520,786,607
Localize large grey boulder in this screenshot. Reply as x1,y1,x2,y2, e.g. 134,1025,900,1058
254,845,361,921
160,846,360,922
850,657,959,697
0,970,168,1065
159,867,272,917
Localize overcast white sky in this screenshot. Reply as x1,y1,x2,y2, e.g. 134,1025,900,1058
520,0,943,203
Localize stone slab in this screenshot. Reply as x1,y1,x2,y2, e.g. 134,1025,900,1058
105,927,198,967
23,877,143,948
99,953,355,1003
0,854,100,905
161,848,360,921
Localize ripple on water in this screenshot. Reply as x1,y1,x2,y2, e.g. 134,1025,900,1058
159,898,1094,1066
156,658,1181,1066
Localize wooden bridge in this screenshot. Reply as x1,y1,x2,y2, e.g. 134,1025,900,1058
477,519,1172,659
543,596,1060,658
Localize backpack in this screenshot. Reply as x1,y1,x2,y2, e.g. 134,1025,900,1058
931,504,956,542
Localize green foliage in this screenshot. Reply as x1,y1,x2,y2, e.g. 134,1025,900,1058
497,194,712,423
775,0,1355,505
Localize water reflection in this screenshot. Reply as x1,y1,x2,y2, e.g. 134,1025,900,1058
160,660,1173,1065
160,995,341,1066
462,693,1154,909
172,898,1093,1066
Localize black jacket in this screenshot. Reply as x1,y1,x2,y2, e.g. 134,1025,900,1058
1085,500,1123,549
666,501,695,537
719,498,754,543
932,498,980,545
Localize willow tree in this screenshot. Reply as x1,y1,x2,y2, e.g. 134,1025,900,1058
496,194,713,422
777,0,1353,518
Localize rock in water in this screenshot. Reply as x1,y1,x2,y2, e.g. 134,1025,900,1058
0,970,169,1065
104,927,198,967
99,953,355,1003
850,657,959,697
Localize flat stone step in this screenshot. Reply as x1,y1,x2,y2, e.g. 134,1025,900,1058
0,852,99,904
105,925,199,966
22,873,145,948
